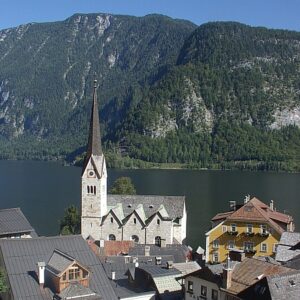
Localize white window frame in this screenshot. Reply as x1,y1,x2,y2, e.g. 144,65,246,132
212,251,219,263
261,243,267,252
244,241,254,251
228,240,235,250
231,223,237,232
222,225,227,233
212,239,219,249
260,224,268,234
246,224,253,233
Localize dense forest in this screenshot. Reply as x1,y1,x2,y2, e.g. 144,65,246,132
1,16,300,171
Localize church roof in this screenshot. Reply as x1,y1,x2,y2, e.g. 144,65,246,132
107,194,185,221
82,80,103,175
86,80,102,157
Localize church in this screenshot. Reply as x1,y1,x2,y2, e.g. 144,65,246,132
81,80,187,245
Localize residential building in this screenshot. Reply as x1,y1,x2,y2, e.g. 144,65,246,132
0,235,118,300
244,270,300,300
206,197,294,263
181,257,292,300
0,207,37,238
100,244,199,300
81,80,187,245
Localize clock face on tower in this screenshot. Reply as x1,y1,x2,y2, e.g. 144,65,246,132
88,170,96,177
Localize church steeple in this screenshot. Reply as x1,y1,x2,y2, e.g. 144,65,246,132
86,79,102,157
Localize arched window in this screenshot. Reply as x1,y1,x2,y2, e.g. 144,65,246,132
111,217,114,223
155,236,161,247
108,234,116,241
133,218,137,224
131,235,139,243
87,186,90,194
94,186,96,195
157,219,160,225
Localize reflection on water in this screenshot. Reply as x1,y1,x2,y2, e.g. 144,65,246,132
1,160,300,248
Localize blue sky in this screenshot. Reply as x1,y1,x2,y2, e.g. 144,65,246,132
0,0,299,31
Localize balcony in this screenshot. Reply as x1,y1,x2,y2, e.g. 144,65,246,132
245,232,255,237
228,230,238,236
244,249,256,254
257,232,269,238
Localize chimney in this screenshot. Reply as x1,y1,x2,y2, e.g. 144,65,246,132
145,245,150,257
270,200,274,211
111,271,116,280
167,261,173,269
222,257,233,289
244,194,250,204
37,262,46,286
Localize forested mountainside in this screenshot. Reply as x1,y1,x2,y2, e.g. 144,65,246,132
1,15,300,170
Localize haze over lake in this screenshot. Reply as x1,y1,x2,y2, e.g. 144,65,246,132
1,160,300,248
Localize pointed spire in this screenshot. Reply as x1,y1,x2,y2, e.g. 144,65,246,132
86,79,102,157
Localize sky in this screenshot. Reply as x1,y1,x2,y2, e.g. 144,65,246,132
0,0,299,32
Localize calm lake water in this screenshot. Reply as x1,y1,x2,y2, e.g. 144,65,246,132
1,160,300,248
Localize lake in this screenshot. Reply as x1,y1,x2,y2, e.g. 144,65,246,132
1,160,300,248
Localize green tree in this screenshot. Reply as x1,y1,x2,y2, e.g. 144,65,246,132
110,177,137,195
0,268,8,293
59,205,81,235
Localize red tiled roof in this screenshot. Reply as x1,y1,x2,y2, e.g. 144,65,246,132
211,197,293,234
104,241,134,256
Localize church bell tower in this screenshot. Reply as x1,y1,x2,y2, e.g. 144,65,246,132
81,79,107,240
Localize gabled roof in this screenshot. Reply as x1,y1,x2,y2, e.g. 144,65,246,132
47,249,88,277
211,197,293,234
107,194,185,220
0,235,117,300
0,207,36,236
227,257,292,295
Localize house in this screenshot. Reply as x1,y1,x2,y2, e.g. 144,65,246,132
181,257,293,300
0,235,118,300
100,243,199,299
0,207,37,238
206,196,294,263
81,80,187,245
275,231,300,263
243,270,300,300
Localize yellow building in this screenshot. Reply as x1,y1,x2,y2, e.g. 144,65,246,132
205,197,294,263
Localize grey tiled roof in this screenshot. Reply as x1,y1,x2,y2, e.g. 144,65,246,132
276,232,300,262
279,232,300,246
128,244,189,263
0,207,35,235
267,270,300,300
58,282,101,300
47,249,76,275
0,235,117,300
107,194,185,220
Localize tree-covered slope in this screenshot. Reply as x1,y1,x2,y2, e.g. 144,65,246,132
0,13,196,158
1,18,300,170
119,22,300,170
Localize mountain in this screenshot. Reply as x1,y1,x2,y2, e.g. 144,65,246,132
0,13,196,159
1,16,300,170
119,22,300,170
